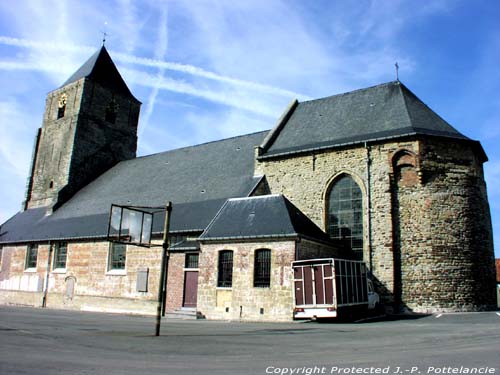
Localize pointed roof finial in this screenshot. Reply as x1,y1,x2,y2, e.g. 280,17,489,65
101,21,108,46
395,62,400,81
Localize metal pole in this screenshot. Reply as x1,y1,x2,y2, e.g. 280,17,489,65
161,251,169,316
42,241,52,308
155,202,172,336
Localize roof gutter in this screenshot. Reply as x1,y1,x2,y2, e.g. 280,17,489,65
257,131,478,161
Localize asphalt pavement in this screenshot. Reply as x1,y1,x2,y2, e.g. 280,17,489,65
0,306,499,375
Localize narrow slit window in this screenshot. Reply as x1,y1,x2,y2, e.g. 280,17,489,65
105,99,118,124
57,94,67,119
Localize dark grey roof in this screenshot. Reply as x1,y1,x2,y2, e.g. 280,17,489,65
199,194,333,243
260,81,471,158
0,131,267,244
61,46,139,101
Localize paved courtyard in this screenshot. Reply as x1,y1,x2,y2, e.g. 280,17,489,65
0,306,499,375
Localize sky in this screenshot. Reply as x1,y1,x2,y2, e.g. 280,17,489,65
0,0,499,257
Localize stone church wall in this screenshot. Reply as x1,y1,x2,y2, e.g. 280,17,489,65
256,137,496,312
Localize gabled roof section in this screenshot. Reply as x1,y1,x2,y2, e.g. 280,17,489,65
0,131,268,244
260,81,471,158
199,194,333,243
61,46,138,101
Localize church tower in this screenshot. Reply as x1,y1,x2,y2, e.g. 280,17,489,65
24,46,141,210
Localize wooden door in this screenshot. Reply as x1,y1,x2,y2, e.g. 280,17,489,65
183,271,199,308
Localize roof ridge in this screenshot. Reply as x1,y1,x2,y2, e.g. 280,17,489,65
133,129,269,161
198,199,231,239
396,81,415,129
227,194,281,202
300,80,399,105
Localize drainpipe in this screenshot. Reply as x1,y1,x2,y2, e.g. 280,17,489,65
364,142,373,272
42,241,52,308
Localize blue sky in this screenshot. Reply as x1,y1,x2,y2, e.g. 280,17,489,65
0,0,499,257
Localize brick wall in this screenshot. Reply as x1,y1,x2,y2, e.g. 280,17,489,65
165,252,186,312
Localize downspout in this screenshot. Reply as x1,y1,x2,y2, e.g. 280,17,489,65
42,241,52,308
364,142,373,271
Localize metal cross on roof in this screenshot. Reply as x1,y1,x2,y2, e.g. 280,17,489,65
395,62,400,81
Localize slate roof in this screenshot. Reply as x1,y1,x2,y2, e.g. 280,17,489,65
61,46,139,102
0,131,267,244
260,81,475,158
199,194,334,243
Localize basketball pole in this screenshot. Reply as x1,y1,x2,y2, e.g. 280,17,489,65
155,201,172,336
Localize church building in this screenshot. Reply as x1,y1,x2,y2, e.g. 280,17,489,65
0,47,497,321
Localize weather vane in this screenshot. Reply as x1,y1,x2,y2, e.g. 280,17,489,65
101,21,108,46
395,62,400,81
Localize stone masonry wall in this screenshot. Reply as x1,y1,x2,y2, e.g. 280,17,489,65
256,141,417,305
27,78,140,210
401,138,496,311
198,240,296,321
0,241,162,315
27,80,84,208
256,137,496,312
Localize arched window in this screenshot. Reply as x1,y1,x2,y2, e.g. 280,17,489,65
217,250,233,287
57,94,67,119
254,249,271,288
327,175,363,260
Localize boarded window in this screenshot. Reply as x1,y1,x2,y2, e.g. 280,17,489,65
53,242,68,269
327,175,363,260
217,250,233,288
254,249,271,288
25,244,38,269
108,243,126,270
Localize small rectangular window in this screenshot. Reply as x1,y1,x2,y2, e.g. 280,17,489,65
25,244,38,269
108,243,126,270
254,249,271,288
53,242,68,269
217,250,233,288
185,253,199,269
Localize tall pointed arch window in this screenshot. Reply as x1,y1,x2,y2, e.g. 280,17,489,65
327,175,363,260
